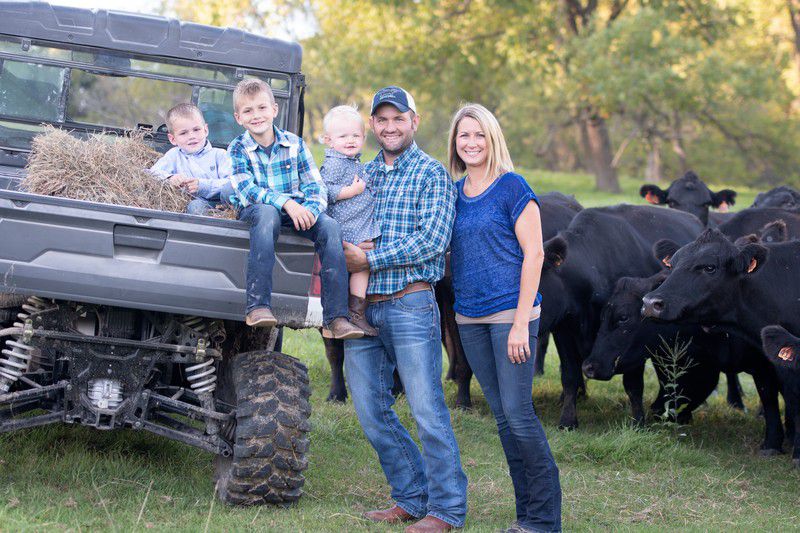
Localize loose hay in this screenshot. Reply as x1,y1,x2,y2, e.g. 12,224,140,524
23,126,237,220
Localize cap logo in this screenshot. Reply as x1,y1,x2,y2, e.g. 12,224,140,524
371,86,416,115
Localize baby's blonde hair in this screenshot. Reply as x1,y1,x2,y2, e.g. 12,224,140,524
322,105,364,134
447,103,514,179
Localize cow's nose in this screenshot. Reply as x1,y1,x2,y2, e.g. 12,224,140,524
582,360,596,379
641,296,665,318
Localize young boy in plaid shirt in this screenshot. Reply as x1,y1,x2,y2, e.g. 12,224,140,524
228,78,364,339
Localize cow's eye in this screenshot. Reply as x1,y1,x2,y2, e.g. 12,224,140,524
618,314,629,323
703,265,717,274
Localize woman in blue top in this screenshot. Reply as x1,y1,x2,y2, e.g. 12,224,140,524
447,104,561,533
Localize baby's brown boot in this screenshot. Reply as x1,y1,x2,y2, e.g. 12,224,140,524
349,295,379,336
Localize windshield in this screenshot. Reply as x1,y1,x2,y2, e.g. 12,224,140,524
0,37,291,152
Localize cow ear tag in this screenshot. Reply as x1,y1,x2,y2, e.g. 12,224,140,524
747,258,757,273
661,256,672,268
778,346,794,362
645,192,659,205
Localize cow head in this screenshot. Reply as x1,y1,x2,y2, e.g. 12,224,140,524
583,274,667,380
640,171,737,226
752,186,800,210
761,325,800,371
733,219,788,246
641,229,768,323
539,236,570,333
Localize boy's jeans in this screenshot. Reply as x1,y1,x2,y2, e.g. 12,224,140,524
238,203,348,325
186,182,235,216
344,289,468,527
458,319,562,533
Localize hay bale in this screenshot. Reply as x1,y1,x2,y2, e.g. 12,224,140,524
23,126,190,213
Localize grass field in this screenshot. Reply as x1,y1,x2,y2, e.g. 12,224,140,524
0,165,793,532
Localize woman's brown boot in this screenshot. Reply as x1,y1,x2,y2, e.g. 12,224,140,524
349,295,379,336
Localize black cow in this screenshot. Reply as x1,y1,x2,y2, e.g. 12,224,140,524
583,268,779,427
718,208,800,242
582,273,728,424
642,230,800,454
733,220,789,246
640,171,737,226
540,204,704,429
761,325,800,467
323,191,583,407
751,186,800,210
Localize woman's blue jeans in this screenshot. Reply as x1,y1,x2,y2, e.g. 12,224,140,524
458,319,562,532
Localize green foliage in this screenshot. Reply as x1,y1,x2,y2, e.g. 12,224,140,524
159,0,800,187
648,334,697,422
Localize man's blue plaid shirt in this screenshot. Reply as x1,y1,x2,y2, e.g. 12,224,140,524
365,142,456,295
227,126,326,217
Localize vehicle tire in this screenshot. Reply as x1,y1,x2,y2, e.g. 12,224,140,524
214,349,311,506
0,293,26,308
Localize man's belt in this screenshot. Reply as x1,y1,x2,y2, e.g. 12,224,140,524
367,281,432,304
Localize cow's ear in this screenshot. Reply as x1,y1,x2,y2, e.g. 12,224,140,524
544,236,568,268
711,189,737,210
732,242,768,275
760,219,787,243
761,325,800,369
733,234,759,246
653,239,679,268
640,185,667,205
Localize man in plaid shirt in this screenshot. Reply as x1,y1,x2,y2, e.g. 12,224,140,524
343,86,467,532
229,78,363,339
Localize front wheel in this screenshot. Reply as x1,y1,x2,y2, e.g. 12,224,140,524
214,349,312,505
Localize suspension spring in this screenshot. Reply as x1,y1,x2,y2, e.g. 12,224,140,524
186,357,217,394
0,296,49,393
180,316,207,332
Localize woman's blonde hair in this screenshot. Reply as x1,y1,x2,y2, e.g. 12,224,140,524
447,103,514,179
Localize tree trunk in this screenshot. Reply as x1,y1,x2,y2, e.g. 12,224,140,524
670,110,688,173
581,111,621,192
645,137,664,183
788,0,800,80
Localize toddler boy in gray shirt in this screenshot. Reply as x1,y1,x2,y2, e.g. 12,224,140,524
321,105,380,336
150,103,234,215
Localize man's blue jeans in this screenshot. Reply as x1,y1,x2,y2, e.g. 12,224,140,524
344,289,468,527
458,319,561,532
238,203,348,325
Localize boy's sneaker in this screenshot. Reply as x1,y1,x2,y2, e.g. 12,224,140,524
245,307,277,328
322,317,365,340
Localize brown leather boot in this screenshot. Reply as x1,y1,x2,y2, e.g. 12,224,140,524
363,504,417,523
245,307,277,328
405,515,455,532
349,295,378,336
322,317,364,340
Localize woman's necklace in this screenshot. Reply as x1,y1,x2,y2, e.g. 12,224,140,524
465,170,498,196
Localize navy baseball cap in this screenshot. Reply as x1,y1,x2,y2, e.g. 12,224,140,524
370,86,417,115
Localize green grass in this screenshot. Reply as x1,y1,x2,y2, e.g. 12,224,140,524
1,328,798,531
0,167,789,531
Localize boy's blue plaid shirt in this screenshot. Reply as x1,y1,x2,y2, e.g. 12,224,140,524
365,142,456,295
227,127,327,216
